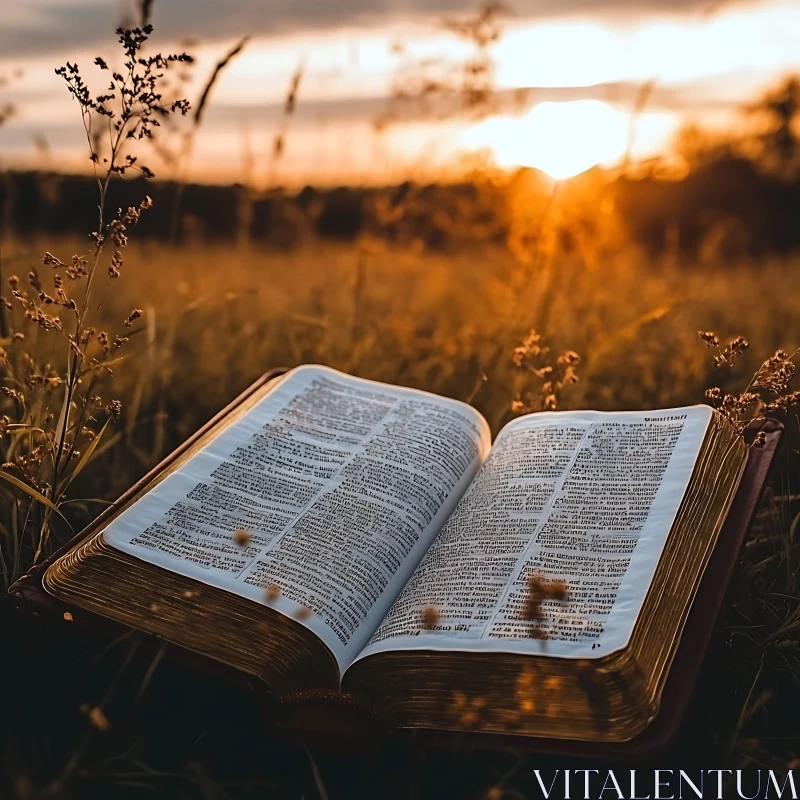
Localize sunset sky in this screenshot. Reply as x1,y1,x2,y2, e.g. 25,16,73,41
1,0,799,184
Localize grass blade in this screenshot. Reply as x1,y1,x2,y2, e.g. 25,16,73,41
0,470,73,531
53,361,72,468
58,419,110,495
303,746,329,800
194,37,249,128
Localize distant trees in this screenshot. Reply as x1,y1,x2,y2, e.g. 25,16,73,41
746,76,800,176
673,123,733,171
674,75,800,179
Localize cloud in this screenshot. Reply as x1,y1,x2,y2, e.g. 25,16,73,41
1,0,716,59
146,0,713,40
196,79,739,127
0,2,115,59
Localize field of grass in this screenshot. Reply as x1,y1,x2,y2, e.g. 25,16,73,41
2,231,799,797
10,234,800,454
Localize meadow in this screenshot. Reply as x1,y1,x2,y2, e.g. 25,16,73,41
8,232,799,459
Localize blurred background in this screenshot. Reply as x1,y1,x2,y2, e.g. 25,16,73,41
4,0,800,183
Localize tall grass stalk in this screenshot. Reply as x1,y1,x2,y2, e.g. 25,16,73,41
168,37,249,242
0,25,190,587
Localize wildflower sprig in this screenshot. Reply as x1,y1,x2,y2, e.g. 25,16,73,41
0,26,191,583
56,26,191,179
698,330,749,368
511,329,580,413
700,331,800,444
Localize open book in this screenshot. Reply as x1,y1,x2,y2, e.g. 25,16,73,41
42,365,750,744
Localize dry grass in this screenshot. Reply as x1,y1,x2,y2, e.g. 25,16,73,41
4,231,797,538
0,25,193,587
10,234,797,427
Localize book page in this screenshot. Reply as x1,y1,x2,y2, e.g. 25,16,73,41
102,365,491,672
353,405,712,663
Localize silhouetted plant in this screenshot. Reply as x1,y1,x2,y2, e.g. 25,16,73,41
0,25,191,585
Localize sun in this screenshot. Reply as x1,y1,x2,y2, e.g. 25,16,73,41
461,100,630,180
522,100,630,179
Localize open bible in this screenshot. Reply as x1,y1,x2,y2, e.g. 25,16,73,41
35,365,764,745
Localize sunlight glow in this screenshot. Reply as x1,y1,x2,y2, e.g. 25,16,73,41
3,0,800,183
462,100,630,180
494,22,624,89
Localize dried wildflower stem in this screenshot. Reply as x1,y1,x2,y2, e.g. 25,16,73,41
511,329,580,414
168,37,248,242
699,332,800,441
0,244,9,340
265,63,304,187
376,2,507,129
523,182,562,335
0,26,190,574
54,44,165,505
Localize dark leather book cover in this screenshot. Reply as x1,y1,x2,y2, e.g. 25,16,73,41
9,377,783,760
